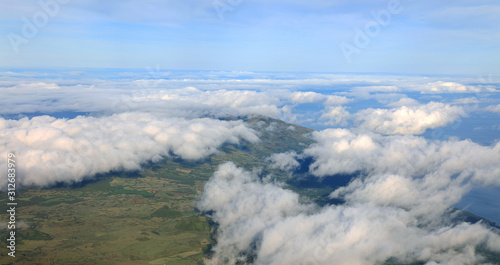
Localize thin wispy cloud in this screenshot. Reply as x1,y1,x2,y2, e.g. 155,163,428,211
2,1,500,73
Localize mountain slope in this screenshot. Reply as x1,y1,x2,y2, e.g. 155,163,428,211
0,116,313,264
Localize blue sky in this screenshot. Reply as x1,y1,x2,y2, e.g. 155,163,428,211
2,2,500,260
1,0,500,74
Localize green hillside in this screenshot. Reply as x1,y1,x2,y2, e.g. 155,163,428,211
0,116,313,265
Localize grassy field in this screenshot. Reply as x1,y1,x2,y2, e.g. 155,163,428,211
0,163,213,264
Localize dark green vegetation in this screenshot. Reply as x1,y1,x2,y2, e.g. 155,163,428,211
0,117,314,264
1,116,499,264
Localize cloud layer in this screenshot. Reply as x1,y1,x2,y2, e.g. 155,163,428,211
1,72,498,138
198,162,500,265
1,70,499,264
355,102,465,135
286,129,500,187
199,128,500,263
0,113,259,188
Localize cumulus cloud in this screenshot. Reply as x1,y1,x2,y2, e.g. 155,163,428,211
319,106,351,126
198,162,500,265
2,73,497,130
289,129,500,188
1,78,321,120
197,162,314,264
13,82,62,90
420,81,482,93
112,87,285,118
0,79,285,118
266,151,300,172
355,102,465,135
0,113,259,188
289,92,326,104
189,89,282,117
386,97,420,107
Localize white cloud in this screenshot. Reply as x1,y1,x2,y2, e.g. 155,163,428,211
289,91,325,104
197,162,314,264
289,92,352,106
0,73,497,137
198,162,500,265
0,74,356,126
267,151,300,172
421,81,481,93
386,97,420,107
486,104,500,114
324,95,353,106
319,106,351,126
0,113,259,188
14,82,62,90
298,129,500,188
0,80,285,118
355,102,465,135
